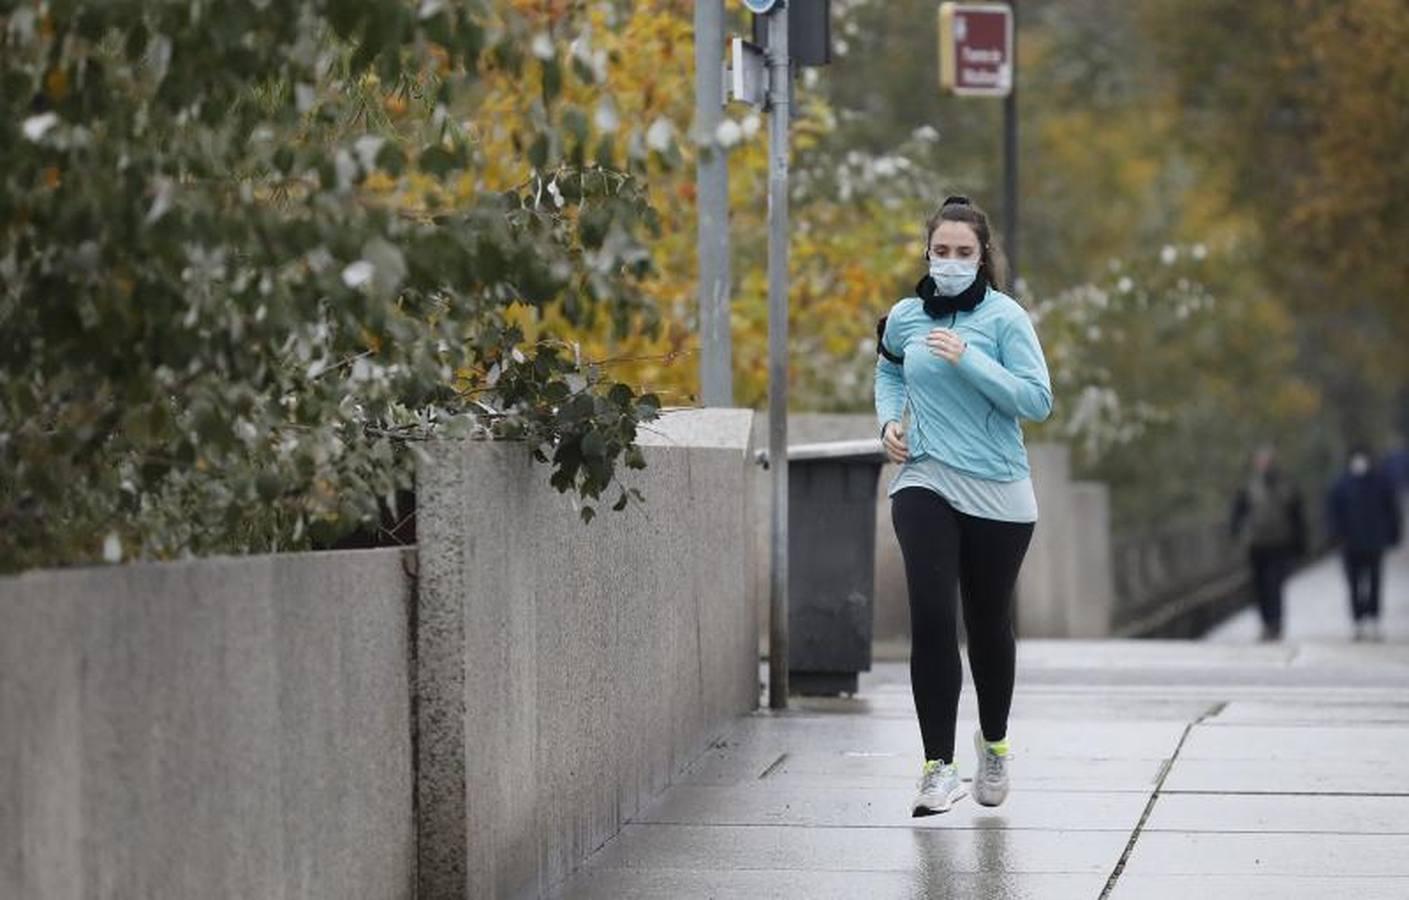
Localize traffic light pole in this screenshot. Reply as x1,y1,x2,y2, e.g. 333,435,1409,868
1002,0,1019,288
766,3,791,711
695,0,733,406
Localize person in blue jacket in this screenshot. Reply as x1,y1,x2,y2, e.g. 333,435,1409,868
1327,446,1402,641
873,196,1052,816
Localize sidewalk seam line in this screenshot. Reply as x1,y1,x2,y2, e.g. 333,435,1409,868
1098,700,1226,900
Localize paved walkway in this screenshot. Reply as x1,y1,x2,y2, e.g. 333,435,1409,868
554,546,1409,899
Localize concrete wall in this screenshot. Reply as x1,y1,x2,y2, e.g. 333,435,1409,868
1068,482,1117,638
752,414,1117,644
1110,519,1247,636
1013,444,1076,637
0,549,415,900
416,408,758,899
1014,446,1119,638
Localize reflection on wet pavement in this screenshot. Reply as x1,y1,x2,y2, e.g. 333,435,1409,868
554,548,1409,899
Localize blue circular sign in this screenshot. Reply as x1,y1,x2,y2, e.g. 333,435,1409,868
743,0,779,13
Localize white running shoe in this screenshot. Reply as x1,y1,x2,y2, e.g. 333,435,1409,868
911,759,966,816
972,730,1011,808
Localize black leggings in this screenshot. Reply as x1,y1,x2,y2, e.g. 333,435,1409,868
1249,546,1292,632
1343,549,1384,621
892,488,1034,763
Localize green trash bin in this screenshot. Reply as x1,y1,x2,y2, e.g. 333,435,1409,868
786,439,887,696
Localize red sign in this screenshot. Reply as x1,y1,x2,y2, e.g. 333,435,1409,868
939,3,1013,97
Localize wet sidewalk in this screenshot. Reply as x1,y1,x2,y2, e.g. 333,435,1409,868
553,548,1409,899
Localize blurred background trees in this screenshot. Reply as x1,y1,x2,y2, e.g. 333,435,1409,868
581,0,1409,527
6,0,1406,569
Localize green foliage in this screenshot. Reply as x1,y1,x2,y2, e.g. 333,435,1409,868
1030,243,1320,523
0,1,665,572
1142,0,1409,440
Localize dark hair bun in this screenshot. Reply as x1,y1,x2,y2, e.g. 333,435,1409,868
942,195,972,207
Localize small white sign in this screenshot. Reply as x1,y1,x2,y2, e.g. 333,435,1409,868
727,37,769,108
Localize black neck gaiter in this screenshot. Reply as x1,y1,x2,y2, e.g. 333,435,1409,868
917,269,989,320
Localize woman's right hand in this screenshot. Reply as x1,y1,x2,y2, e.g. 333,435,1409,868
882,421,909,465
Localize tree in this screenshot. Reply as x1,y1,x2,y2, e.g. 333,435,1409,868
0,0,670,572
1030,242,1320,523
467,1,942,414
1144,0,1409,442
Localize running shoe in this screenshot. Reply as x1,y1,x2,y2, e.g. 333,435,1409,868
972,730,1011,808
912,759,966,816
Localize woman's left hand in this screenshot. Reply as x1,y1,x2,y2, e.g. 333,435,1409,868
926,328,967,365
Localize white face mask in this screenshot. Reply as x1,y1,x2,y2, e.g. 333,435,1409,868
928,258,979,297
1350,455,1371,476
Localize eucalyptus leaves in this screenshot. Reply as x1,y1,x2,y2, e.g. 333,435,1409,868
0,0,668,571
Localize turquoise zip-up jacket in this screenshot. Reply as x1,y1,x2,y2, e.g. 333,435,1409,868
874,287,1053,481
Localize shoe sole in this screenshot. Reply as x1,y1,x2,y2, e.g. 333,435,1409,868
911,786,967,817
973,731,1009,808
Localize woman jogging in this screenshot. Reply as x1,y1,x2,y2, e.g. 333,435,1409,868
873,196,1052,816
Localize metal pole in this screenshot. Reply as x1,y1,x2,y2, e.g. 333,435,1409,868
695,0,733,406
767,3,791,710
1000,4,1020,628
1002,0,1019,290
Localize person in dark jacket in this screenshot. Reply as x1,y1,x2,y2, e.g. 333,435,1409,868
1384,444,1409,497
1231,446,1307,641
1327,447,1402,641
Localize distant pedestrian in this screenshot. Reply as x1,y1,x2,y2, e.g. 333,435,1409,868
1230,446,1307,641
874,196,1052,816
1382,443,1409,497
1327,446,1401,641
